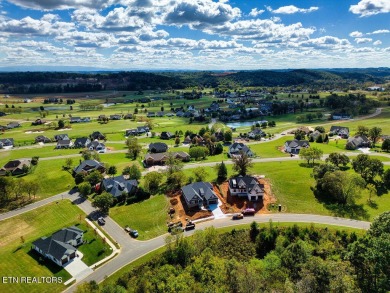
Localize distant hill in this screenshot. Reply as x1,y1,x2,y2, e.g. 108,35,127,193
0,68,388,94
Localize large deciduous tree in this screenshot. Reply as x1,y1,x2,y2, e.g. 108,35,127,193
78,182,92,198
92,192,113,214
318,171,365,204
192,167,209,182
143,171,163,194
356,125,369,137
352,154,384,184
189,146,209,160
299,147,323,166
126,137,142,160
122,164,141,180
325,152,350,167
232,151,253,176
165,153,184,175
381,138,390,152
368,127,382,147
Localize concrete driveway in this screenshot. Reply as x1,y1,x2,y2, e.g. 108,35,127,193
209,199,227,219
64,252,93,281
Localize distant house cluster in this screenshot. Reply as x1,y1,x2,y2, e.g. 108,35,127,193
51,132,106,151
32,226,84,266
125,126,150,136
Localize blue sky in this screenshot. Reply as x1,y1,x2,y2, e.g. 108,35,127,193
0,0,389,70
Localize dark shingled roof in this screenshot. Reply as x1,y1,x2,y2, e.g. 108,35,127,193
102,175,138,198
182,182,218,202
73,159,105,174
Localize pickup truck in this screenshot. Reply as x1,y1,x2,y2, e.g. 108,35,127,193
168,221,183,233
125,226,139,238
185,221,196,231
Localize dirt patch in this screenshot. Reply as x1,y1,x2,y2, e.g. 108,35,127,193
214,177,276,215
166,191,213,225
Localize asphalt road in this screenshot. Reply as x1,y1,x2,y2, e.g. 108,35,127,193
63,213,370,293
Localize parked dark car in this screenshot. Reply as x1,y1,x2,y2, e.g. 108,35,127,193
232,213,244,220
97,217,106,225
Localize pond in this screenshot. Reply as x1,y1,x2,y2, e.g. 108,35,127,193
226,120,268,128
31,106,68,111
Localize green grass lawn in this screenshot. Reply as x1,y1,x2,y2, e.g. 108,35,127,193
0,200,108,293
77,224,112,266
22,160,75,199
245,161,390,221
109,194,169,240
0,145,78,166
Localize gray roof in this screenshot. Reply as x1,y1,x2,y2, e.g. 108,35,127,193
52,226,83,243
330,126,349,134
33,237,76,262
74,137,90,147
102,175,138,197
32,226,82,263
229,175,264,194
149,142,168,153
88,140,105,149
228,143,253,156
347,135,370,147
73,159,105,174
57,139,72,146
0,138,14,146
182,182,218,202
54,134,69,141
285,139,310,148
90,131,105,140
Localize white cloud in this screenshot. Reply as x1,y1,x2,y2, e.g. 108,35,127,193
355,37,372,44
368,29,390,34
249,8,264,17
349,0,390,17
204,19,316,44
268,5,319,14
300,36,351,50
349,31,363,37
0,14,74,36
373,40,382,45
164,0,241,29
5,0,118,10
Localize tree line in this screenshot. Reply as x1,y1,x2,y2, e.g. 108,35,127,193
76,212,390,293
